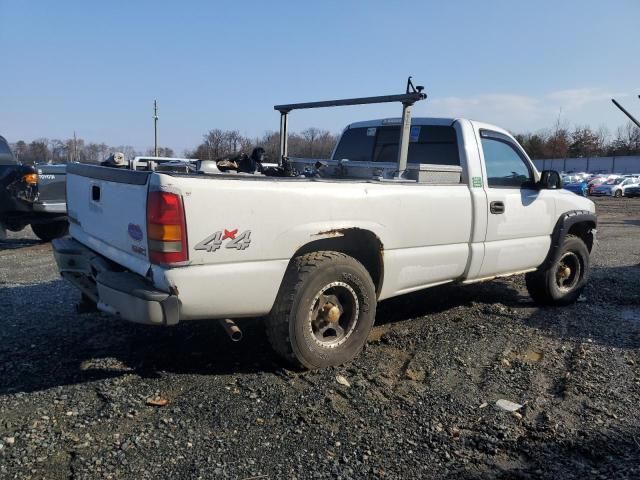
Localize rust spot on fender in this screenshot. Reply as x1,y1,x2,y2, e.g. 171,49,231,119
315,228,347,238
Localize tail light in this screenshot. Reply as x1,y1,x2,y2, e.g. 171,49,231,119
22,172,38,185
147,191,188,265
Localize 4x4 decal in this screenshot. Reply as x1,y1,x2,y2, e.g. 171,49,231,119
194,229,251,252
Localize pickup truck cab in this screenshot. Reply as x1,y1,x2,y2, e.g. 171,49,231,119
0,136,68,241
52,90,596,369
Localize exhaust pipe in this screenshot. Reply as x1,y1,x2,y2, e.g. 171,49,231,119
218,318,243,342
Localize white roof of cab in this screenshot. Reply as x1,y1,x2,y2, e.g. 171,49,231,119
345,117,513,139
346,117,455,129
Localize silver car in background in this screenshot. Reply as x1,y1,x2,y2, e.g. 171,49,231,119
591,176,640,197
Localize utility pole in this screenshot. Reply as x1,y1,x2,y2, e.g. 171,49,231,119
73,131,78,163
153,100,159,157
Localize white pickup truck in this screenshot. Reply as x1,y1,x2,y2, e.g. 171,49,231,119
53,84,596,369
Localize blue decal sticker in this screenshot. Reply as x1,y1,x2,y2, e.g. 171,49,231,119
410,126,421,142
128,223,143,241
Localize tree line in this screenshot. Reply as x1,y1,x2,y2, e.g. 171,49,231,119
8,122,640,165
515,122,640,159
8,128,337,165
186,128,338,162
9,138,174,165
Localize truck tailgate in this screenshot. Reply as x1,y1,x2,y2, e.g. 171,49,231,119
66,163,152,276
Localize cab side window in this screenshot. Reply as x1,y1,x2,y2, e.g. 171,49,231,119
481,135,532,188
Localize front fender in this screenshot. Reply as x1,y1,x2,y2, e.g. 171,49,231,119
540,210,597,269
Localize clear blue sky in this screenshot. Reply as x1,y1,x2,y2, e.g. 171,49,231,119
1,0,639,153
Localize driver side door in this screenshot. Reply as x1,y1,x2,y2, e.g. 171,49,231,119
478,130,556,278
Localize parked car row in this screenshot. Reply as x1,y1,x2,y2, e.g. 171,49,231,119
561,172,640,198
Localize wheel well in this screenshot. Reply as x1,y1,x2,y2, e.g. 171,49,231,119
568,221,595,252
293,228,384,296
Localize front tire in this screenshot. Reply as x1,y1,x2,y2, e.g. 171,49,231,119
614,189,622,198
266,251,376,369
31,220,69,242
525,234,590,306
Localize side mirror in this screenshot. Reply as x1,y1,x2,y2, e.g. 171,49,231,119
539,170,562,189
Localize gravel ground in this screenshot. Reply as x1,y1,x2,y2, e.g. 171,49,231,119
1,197,639,480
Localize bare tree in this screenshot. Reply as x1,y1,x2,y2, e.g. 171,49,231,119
301,127,321,157
569,126,604,158
84,143,101,163
258,131,281,161
203,129,226,159
14,140,28,162
544,115,571,159
28,139,50,164
49,139,68,163
225,130,242,154
608,122,640,155
239,136,253,154
146,147,175,157
115,145,138,160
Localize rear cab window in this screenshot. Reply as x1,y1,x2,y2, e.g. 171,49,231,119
333,124,460,166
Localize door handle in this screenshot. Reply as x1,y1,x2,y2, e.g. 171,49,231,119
91,185,101,202
490,201,505,214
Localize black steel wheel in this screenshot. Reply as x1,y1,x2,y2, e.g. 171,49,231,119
526,234,590,306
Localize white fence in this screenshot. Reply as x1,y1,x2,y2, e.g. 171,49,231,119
533,156,640,174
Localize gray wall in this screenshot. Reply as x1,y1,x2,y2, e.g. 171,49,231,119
533,156,640,174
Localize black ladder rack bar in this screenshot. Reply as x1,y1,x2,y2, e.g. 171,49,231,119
274,92,426,113
274,82,427,178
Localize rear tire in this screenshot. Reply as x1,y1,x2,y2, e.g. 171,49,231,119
31,220,69,242
266,251,376,369
525,234,590,306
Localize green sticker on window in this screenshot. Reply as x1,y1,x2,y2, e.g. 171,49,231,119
472,176,483,188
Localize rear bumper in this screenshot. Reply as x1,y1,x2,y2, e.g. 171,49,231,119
96,271,180,325
52,237,180,326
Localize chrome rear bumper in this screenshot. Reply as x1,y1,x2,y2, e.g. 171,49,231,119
52,237,180,326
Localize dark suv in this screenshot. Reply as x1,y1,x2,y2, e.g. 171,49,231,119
0,136,68,241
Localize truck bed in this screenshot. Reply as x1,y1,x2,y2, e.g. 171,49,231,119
65,162,475,319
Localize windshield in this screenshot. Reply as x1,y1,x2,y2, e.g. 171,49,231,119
332,125,460,166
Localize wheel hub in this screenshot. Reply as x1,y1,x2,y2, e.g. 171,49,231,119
555,252,581,292
308,282,359,348
322,303,342,323
558,266,571,279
